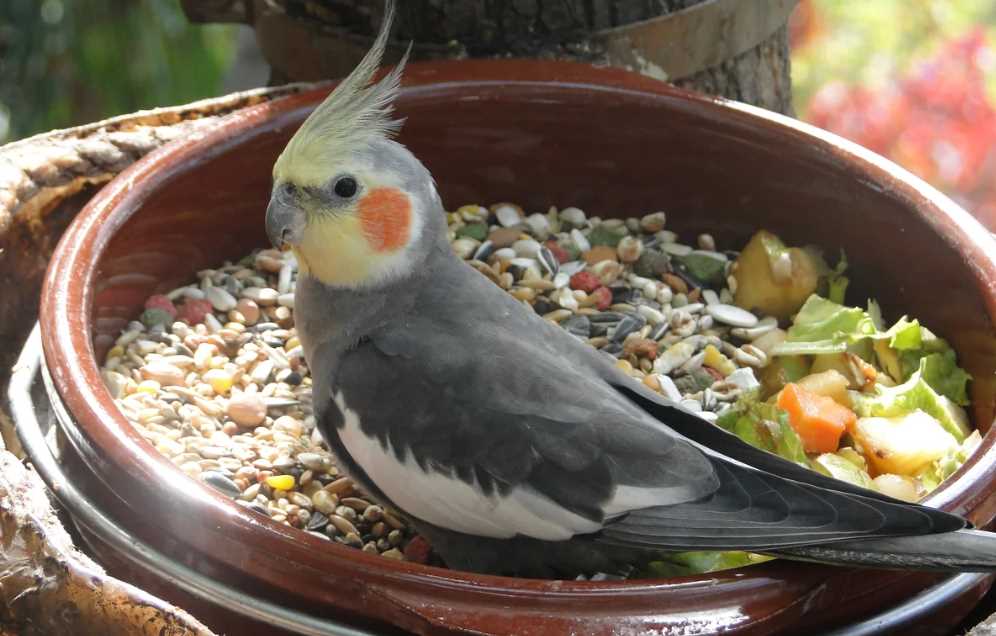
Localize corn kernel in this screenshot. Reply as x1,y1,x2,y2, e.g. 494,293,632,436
136,380,160,395
266,475,295,491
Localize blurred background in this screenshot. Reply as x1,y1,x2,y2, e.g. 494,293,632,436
1,0,994,220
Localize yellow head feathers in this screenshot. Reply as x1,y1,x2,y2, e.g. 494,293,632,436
274,0,409,187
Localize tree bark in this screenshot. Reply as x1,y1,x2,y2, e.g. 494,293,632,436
244,0,794,114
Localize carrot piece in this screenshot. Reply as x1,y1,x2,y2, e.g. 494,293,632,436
777,383,856,454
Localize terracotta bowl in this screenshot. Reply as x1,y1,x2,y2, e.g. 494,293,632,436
40,60,996,635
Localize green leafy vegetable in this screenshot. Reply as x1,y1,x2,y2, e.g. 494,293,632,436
639,551,773,577
916,430,982,492
886,317,923,351
919,350,972,406
774,297,971,405
772,295,877,356
825,250,850,305
812,453,874,489
717,395,808,465
850,357,971,441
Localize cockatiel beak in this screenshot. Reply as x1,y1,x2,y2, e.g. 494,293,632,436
265,184,306,250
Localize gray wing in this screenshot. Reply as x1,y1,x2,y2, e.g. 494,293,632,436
329,261,964,548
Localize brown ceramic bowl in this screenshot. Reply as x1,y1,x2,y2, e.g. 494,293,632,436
40,60,996,635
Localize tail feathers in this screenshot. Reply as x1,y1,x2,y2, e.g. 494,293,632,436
773,529,996,572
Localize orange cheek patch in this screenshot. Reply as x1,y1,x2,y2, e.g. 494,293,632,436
358,187,412,253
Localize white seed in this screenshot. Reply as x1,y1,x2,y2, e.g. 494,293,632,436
141,362,185,387
494,203,523,227
560,206,587,227
640,211,667,233
726,368,760,392
552,287,579,312
227,393,267,427
637,305,665,325
451,238,480,259
654,341,696,374
617,236,643,263
707,303,759,328
733,344,767,367
570,229,591,253
524,213,551,239
656,374,683,402
205,287,237,312
512,239,541,258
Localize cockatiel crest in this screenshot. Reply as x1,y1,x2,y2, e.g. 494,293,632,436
274,2,405,187
267,0,433,289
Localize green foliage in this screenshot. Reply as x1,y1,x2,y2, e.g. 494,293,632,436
793,1,996,115
0,0,237,143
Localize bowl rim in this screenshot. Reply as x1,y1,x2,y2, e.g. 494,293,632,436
39,58,996,632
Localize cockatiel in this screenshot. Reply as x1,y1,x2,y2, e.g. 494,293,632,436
265,1,996,577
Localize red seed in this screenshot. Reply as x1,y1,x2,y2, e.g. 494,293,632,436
569,271,601,293
403,535,432,564
144,294,177,318
591,286,612,310
545,240,570,264
178,298,213,325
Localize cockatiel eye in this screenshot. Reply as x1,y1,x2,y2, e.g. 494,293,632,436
333,175,359,199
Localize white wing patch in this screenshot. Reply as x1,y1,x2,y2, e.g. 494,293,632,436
334,392,603,540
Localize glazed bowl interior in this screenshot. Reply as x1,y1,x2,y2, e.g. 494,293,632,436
41,60,996,634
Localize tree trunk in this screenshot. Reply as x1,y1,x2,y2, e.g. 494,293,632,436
239,0,795,115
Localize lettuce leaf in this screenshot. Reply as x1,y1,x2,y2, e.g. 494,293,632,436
886,317,923,351
774,297,971,404
812,452,874,489
717,396,808,466
915,429,982,492
639,551,773,577
920,350,972,406
850,358,971,441
772,295,878,356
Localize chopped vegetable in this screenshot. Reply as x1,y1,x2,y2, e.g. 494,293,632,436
771,295,877,356
758,355,811,398
750,327,787,357
776,383,856,454
916,430,982,493
733,230,822,319
796,369,851,407
919,350,972,406
810,352,876,391
852,410,959,475
640,551,773,577
823,250,850,305
872,474,919,502
716,396,808,466
812,453,874,489
850,357,971,441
